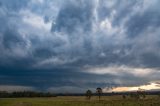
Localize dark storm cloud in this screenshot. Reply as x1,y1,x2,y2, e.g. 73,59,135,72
0,67,120,91
52,0,94,33
0,0,160,92
126,10,160,38
2,28,26,49
1,66,153,92
0,0,29,11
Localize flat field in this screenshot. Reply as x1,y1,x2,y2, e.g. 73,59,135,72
0,95,160,106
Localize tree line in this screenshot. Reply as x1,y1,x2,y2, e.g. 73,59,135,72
0,88,160,99
0,91,56,98
86,88,160,100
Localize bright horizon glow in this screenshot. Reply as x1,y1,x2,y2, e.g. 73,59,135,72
104,82,160,92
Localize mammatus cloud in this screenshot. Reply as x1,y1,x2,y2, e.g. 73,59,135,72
0,0,160,92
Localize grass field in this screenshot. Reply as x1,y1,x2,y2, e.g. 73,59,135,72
0,95,160,106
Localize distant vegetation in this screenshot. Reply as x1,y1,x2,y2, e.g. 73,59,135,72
0,91,56,98
85,90,92,100
0,89,160,106
0,89,160,99
96,87,102,101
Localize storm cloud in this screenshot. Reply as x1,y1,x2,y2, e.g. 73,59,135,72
0,0,160,92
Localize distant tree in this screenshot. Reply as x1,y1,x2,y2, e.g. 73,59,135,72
96,87,102,101
122,94,126,99
86,90,92,100
130,92,139,100
137,88,146,99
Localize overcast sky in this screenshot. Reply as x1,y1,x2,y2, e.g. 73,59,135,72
0,0,160,93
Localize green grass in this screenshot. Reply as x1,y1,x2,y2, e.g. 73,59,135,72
0,95,160,106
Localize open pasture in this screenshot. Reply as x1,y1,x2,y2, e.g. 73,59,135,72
0,95,160,106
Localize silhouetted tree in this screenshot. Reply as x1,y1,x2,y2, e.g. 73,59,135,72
137,88,146,99
96,87,102,101
86,90,92,100
130,92,139,100
122,94,126,99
